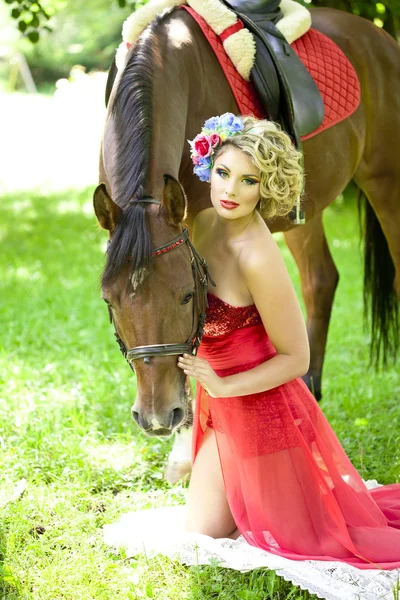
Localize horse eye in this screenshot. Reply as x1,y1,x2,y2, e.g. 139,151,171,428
182,292,194,304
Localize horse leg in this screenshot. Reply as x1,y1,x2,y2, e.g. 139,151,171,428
284,213,339,400
164,376,193,483
164,425,192,483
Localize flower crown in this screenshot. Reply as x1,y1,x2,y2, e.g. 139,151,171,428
188,113,245,182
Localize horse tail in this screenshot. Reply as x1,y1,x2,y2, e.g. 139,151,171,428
359,191,399,366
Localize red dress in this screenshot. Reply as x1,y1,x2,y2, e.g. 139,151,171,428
192,293,400,569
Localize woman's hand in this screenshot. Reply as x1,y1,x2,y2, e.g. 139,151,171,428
177,354,226,398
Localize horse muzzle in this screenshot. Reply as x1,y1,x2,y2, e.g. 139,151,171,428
131,404,186,436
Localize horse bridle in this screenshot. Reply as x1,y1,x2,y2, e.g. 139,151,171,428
106,198,215,370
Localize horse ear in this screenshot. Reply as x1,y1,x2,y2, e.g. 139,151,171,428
93,183,122,232
161,174,187,226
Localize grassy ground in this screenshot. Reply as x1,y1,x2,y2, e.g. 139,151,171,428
0,188,399,599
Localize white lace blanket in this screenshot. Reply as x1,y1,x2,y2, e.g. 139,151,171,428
103,480,400,600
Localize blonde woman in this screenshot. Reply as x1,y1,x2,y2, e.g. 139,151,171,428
177,113,400,568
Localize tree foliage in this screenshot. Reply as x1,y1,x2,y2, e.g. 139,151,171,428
3,0,60,43
298,0,399,38
8,0,135,84
3,0,148,43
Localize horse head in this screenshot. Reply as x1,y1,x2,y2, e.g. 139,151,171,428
93,175,205,437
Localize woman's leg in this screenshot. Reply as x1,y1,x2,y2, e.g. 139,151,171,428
184,427,238,538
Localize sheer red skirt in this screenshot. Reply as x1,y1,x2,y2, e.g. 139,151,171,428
193,323,400,569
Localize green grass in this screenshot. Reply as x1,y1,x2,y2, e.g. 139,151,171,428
0,188,398,599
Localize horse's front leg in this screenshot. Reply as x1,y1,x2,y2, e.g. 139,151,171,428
164,375,193,483
284,213,339,400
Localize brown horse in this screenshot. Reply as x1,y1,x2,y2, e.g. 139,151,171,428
94,7,400,442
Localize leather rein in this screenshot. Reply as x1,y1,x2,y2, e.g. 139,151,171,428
106,198,215,370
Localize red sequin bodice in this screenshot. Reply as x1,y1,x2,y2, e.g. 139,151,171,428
203,293,262,337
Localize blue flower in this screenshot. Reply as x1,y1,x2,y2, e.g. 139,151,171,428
218,112,244,132
197,156,211,167
193,156,211,181
194,164,211,182
203,116,220,131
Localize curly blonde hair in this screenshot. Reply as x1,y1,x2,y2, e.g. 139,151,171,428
213,117,304,220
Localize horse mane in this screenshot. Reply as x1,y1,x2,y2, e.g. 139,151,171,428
102,203,153,287
110,30,155,206
102,9,176,287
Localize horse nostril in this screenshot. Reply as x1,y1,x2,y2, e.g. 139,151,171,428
171,407,185,429
131,410,140,426
131,410,151,431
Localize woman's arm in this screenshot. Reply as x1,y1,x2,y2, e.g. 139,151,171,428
222,231,310,396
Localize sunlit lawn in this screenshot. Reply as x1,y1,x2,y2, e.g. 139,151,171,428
0,188,399,599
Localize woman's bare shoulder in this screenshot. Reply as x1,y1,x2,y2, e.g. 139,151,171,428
238,219,276,273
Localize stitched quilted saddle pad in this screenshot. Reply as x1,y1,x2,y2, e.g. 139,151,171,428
183,6,361,141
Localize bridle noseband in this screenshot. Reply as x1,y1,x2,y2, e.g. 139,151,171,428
106,198,215,370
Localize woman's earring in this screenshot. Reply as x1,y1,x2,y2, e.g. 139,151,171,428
291,195,306,225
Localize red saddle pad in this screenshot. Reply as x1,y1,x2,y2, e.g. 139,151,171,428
182,6,360,141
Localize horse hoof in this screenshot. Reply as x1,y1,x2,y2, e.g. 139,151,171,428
164,460,192,484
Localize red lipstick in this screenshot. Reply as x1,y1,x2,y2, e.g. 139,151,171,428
220,200,239,210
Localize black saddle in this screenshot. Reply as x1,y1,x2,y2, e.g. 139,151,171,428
223,0,282,19
221,0,324,146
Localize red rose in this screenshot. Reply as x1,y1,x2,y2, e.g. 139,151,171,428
194,135,213,158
